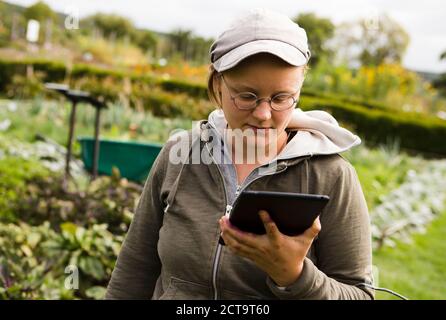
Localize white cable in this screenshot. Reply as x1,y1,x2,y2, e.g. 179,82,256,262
355,283,409,300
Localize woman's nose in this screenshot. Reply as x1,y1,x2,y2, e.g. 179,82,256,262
251,100,272,121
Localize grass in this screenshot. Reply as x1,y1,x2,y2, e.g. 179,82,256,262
373,208,446,300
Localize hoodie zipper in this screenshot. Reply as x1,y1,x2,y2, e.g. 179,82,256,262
206,142,228,300
208,141,288,299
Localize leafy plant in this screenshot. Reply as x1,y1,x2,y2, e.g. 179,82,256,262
0,134,141,234
0,156,51,222
0,221,122,299
370,161,446,249
0,222,74,299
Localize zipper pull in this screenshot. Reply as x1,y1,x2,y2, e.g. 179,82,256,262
219,205,233,246
225,204,232,217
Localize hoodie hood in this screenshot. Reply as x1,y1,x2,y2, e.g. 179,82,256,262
207,108,361,160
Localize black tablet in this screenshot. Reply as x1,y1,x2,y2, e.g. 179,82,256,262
219,190,329,245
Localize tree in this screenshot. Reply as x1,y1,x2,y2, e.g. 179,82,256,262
169,29,193,60
0,2,4,21
0,2,8,45
23,1,56,23
132,29,158,53
81,14,135,40
166,29,213,64
293,13,335,66
433,50,446,96
189,36,214,64
333,14,410,66
0,2,6,28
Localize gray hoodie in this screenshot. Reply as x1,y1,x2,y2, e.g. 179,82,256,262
105,108,374,300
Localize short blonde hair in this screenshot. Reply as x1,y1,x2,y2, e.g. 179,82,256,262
207,64,221,106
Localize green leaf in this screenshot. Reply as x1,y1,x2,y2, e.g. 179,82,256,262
85,286,107,300
78,256,105,280
60,222,77,235
27,232,42,249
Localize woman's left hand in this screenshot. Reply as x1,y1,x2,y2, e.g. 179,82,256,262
219,210,321,287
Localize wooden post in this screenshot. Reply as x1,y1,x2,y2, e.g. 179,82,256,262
64,100,77,187
92,105,102,179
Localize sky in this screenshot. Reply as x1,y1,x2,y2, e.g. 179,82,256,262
5,0,446,73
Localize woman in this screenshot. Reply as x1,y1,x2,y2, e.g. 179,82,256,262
105,8,374,300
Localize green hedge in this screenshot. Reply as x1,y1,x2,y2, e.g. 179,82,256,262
301,87,390,112
300,96,446,156
159,79,208,99
1,59,169,92
0,59,66,91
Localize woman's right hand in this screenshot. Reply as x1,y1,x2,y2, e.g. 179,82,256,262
219,210,321,287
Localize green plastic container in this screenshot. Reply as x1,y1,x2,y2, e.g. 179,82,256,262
77,137,163,182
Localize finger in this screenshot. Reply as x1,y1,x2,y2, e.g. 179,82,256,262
220,224,255,258
220,217,261,249
226,238,254,259
302,216,321,240
258,210,280,242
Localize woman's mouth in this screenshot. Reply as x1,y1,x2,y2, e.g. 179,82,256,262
245,125,272,132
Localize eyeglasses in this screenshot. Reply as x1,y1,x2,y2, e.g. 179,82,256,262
219,74,300,111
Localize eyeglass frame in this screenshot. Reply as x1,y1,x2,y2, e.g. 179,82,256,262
218,74,302,111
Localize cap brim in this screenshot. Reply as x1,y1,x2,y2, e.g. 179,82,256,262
213,39,308,72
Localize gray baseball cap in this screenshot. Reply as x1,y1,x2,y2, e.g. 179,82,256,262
210,8,311,72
